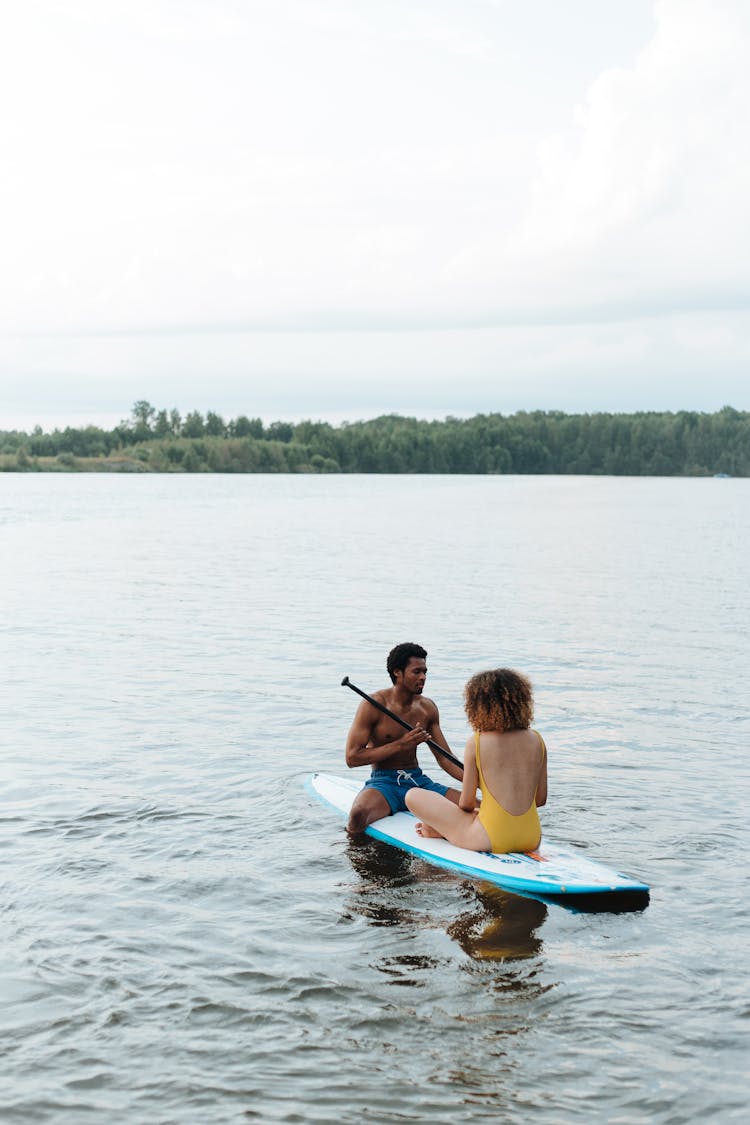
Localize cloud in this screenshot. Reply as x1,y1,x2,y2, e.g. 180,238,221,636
0,0,748,372
0,1,655,336
500,0,750,318
3,304,748,434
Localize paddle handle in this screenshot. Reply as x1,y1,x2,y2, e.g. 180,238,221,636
341,675,464,773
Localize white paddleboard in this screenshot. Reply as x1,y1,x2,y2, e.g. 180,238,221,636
308,772,649,899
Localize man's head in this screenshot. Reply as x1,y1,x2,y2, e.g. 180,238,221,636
387,642,428,686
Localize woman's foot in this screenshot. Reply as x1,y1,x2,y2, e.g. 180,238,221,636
415,821,443,839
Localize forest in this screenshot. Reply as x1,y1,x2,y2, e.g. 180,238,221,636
1,401,747,476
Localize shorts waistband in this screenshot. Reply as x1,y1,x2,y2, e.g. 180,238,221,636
370,767,423,778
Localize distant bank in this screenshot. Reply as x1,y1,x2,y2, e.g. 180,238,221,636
1,402,747,476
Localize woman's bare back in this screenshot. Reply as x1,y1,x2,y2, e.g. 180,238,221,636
477,729,546,814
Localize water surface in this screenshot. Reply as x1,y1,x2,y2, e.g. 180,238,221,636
2,474,748,1122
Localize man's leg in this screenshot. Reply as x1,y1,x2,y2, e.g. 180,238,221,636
418,775,461,805
347,787,391,835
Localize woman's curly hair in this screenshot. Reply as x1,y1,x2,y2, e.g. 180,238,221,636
463,669,534,732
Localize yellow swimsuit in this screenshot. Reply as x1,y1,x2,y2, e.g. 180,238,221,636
475,731,545,854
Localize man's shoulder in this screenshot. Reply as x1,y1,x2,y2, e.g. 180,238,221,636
363,687,397,718
369,688,438,716
419,693,439,716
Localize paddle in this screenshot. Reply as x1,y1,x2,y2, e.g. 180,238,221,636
341,675,464,773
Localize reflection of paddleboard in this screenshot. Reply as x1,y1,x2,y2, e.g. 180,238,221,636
308,773,650,899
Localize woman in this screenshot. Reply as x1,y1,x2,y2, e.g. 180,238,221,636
405,669,547,854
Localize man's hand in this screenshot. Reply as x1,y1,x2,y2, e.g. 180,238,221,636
399,725,430,752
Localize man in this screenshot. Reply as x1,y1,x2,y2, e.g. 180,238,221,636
345,642,463,835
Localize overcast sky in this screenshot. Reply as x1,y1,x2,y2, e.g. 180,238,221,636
1,0,749,430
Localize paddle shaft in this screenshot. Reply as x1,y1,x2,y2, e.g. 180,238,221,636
341,676,464,773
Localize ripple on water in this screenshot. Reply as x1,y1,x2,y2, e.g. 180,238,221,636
2,475,749,1124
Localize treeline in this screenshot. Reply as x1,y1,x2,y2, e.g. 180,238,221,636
1,401,748,476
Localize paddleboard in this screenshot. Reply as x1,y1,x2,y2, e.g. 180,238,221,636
308,772,649,899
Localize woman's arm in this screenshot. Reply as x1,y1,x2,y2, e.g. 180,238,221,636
459,735,479,811
535,740,548,807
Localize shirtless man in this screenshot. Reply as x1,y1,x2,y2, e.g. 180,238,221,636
345,642,463,835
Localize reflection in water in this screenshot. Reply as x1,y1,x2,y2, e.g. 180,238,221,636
373,952,445,987
346,834,415,887
343,838,549,965
448,884,548,962
343,835,555,1022
343,837,452,986
448,884,547,962
343,835,422,928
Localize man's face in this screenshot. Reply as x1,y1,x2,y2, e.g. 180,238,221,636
398,657,427,694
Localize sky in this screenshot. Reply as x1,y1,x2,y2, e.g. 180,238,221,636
1,0,749,431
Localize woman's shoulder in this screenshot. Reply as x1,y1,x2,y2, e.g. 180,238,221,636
491,727,543,750
473,728,503,749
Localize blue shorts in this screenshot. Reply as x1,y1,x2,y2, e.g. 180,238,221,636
363,767,451,814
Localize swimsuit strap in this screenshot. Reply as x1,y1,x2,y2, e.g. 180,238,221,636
474,730,489,791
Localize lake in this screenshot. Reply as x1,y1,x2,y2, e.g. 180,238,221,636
1,473,748,1123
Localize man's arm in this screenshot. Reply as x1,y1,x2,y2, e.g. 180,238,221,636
345,700,428,768
425,708,463,782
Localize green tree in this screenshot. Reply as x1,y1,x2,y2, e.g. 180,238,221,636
232,415,264,438
267,421,294,443
205,411,226,437
182,411,205,438
131,400,156,439
182,444,204,471
154,410,172,438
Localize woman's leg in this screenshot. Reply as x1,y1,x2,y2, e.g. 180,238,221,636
405,789,491,851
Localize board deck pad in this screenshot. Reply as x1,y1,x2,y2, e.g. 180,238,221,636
308,772,649,899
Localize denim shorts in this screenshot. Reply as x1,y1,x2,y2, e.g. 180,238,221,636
363,767,451,814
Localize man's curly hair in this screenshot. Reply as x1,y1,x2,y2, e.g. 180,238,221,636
463,669,534,732
386,642,427,683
